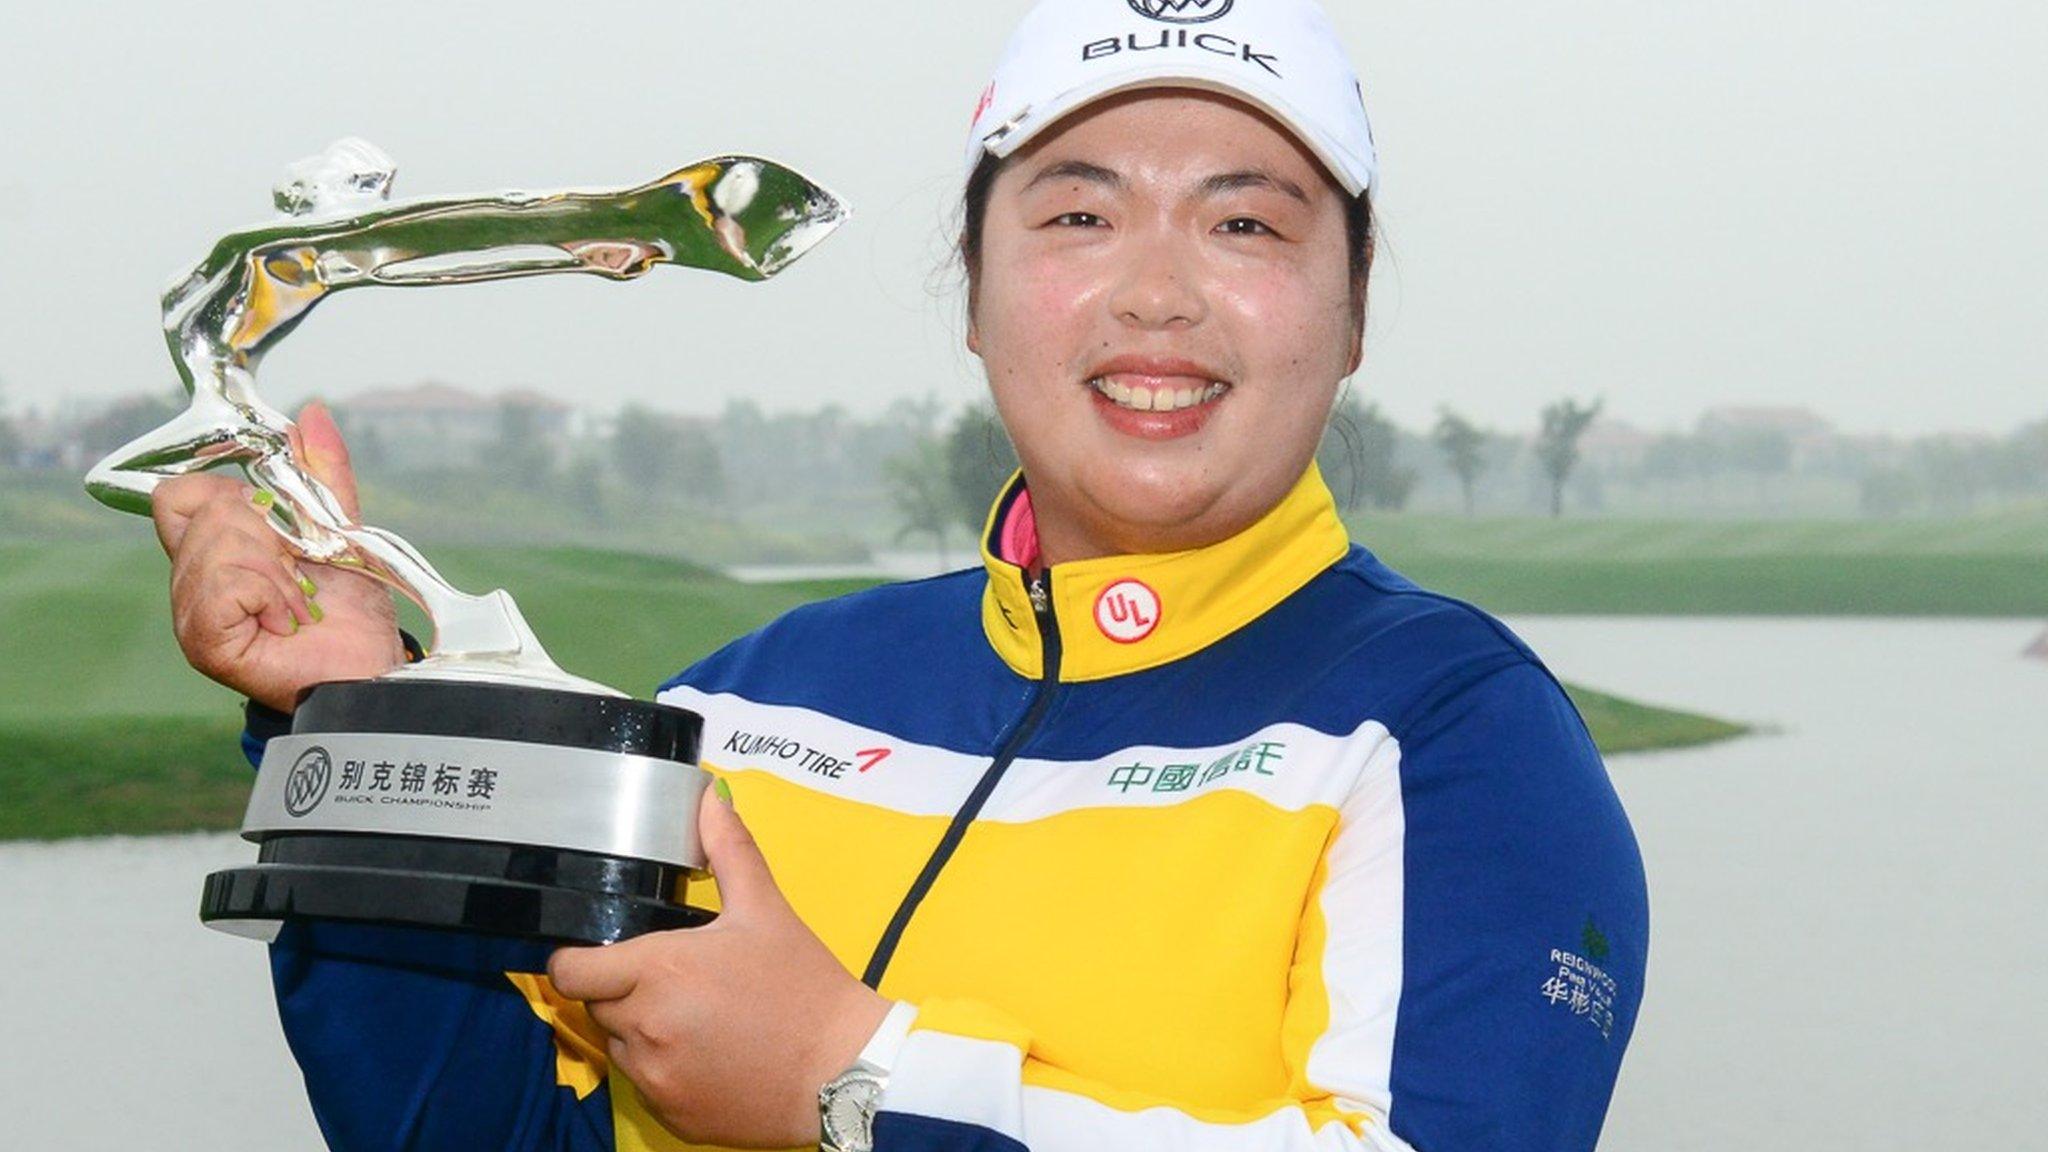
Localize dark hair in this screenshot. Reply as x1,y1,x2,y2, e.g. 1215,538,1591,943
957,152,1376,329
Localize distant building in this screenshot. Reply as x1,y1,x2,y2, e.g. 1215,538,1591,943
1579,419,1657,472
334,383,572,469
1696,405,1835,440
13,404,115,473
1697,405,1839,472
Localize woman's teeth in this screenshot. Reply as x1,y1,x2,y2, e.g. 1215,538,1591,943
1088,378,1230,413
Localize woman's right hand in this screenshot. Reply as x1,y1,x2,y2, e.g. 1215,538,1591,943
152,401,408,714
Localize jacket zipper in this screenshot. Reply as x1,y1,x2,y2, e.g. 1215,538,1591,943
860,569,1063,988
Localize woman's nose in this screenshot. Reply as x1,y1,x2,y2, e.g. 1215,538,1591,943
1108,229,1207,330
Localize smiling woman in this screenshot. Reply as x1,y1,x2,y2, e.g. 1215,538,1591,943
170,3,1648,1152
966,89,1366,561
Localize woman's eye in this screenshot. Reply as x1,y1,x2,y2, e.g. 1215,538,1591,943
1217,217,1276,237
1050,211,1106,228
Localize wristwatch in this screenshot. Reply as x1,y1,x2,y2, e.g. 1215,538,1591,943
819,1000,918,1152
818,1058,887,1152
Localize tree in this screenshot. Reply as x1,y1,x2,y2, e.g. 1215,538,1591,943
1859,467,1921,517
75,391,184,456
488,400,555,491
1995,418,2048,498
944,404,1020,537
1914,436,1993,514
669,423,727,508
346,420,389,473
1319,393,1416,513
1534,398,1603,518
1431,408,1489,516
613,403,677,492
0,379,19,468
563,454,609,523
1718,427,1794,504
612,404,725,506
880,394,945,441
883,437,956,566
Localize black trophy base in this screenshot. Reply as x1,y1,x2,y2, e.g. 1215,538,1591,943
209,678,713,946
201,833,716,945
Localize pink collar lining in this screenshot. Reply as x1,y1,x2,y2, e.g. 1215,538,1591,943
997,486,1043,572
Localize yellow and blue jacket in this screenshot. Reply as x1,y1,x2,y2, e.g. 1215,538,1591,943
252,463,1647,1151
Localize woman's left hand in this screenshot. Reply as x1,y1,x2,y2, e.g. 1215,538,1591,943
548,782,894,1148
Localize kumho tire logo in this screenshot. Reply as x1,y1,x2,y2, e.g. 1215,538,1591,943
1128,0,1234,24
283,746,334,817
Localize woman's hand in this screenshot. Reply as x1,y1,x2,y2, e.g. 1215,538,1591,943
152,401,407,713
548,784,894,1149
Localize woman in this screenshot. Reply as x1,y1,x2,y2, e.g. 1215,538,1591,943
153,2,1647,1150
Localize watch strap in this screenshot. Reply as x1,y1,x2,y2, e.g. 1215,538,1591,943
855,1000,919,1077
821,1001,917,1152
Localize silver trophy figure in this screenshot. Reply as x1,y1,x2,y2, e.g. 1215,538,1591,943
86,139,848,946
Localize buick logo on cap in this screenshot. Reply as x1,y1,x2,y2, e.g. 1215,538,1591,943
283,746,334,818
1128,0,1235,24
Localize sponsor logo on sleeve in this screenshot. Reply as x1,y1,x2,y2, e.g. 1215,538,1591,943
1537,917,1621,1040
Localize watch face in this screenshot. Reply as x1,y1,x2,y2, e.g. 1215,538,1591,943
823,1075,882,1150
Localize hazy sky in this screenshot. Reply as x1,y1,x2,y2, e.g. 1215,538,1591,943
0,1,2039,436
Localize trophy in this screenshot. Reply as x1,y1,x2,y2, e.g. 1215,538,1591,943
85,138,848,946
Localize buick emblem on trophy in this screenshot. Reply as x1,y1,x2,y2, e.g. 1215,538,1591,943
84,138,847,945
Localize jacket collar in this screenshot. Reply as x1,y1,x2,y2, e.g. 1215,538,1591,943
978,464,1351,682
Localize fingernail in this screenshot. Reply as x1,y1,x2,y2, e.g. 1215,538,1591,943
307,600,325,624
712,778,734,807
251,490,275,509
289,617,300,636
296,571,318,598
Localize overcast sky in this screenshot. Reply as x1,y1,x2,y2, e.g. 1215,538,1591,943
0,1,2039,436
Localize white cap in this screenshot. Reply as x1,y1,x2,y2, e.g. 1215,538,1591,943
966,0,1377,197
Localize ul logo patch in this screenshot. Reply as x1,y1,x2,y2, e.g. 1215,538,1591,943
1128,0,1235,24
1095,579,1162,644
283,746,333,817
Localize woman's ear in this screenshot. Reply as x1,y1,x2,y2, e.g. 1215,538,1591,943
966,313,983,357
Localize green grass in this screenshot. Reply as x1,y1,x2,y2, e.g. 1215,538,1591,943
0,538,1752,841
0,540,864,840
1567,685,1749,755
1348,508,2048,616
0,716,250,840
1352,505,2048,559
0,540,839,726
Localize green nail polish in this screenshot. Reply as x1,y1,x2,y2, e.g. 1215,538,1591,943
713,778,734,806
252,490,275,509
298,574,318,597
289,617,300,636
307,600,324,624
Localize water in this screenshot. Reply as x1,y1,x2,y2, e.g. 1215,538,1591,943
1518,618,2048,1150
0,833,324,1148
1,618,2041,1149
722,550,963,584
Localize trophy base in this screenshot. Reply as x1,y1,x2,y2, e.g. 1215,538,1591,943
214,678,715,946
202,833,716,945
